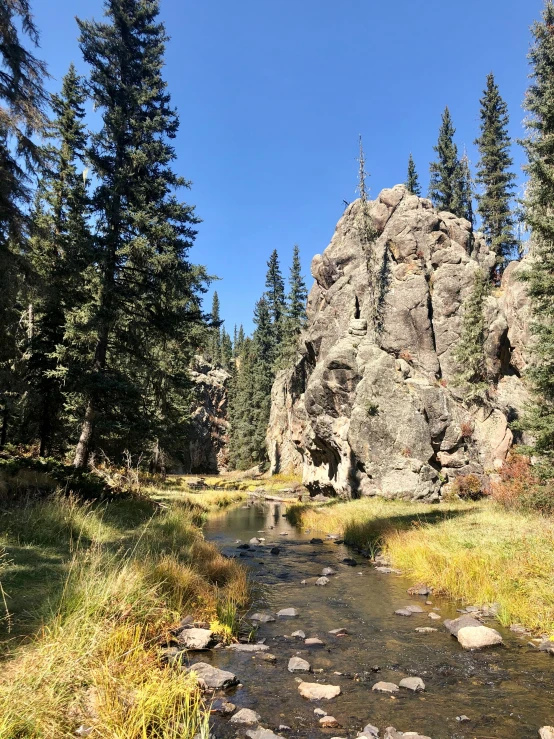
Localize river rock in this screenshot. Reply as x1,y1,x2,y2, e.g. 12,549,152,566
270,547,280,555
227,643,269,653
443,615,482,635
539,639,554,654
539,728,554,739
188,662,239,689
291,630,306,638
310,538,324,544
288,656,311,673
246,729,284,739
277,608,298,618
320,716,340,728
372,681,399,693
305,637,324,646
399,677,425,691
314,708,327,717
375,566,402,574
212,699,236,714
408,585,432,596
322,567,337,576
428,612,441,620
395,609,413,617
230,709,261,725
384,729,432,739
329,628,348,636
262,653,277,662
316,576,330,586
298,682,341,700
177,628,213,650
249,538,262,546
359,724,380,739
456,625,503,650
405,605,424,613
415,627,437,633
250,613,276,623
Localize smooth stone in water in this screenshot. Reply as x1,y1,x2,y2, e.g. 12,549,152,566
298,682,341,700
456,715,470,723
316,577,330,586
321,567,337,576
375,566,402,574
250,613,276,623
443,615,481,636
188,662,238,690
359,724,379,739
288,656,311,673
395,609,413,617
399,677,425,692
305,637,324,646
246,729,284,739
230,709,261,725
384,729,432,739
428,612,441,620
262,653,277,662
310,538,324,544
270,547,280,555
372,681,399,693
314,708,327,717
249,538,261,546
329,628,348,636
177,627,213,650
539,729,554,739
227,643,269,652
405,605,424,613
291,630,306,638
277,608,298,618
319,716,340,728
415,627,437,633
456,625,503,650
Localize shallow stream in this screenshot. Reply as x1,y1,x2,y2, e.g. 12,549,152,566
199,500,553,738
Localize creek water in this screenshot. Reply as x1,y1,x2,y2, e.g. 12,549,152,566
200,499,553,739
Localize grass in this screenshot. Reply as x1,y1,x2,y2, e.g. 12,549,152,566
0,486,249,738
287,497,554,635
196,472,302,494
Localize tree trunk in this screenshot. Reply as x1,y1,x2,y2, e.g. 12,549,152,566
73,398,95,468
0,406,8,449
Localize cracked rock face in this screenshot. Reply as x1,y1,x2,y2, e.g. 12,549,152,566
267,185,530,500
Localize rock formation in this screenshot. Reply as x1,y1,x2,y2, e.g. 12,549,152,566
184,356,230,473
267,185,530,499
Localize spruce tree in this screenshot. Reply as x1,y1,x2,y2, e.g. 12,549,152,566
25,64,91,456
209,291,222,363
429,107,462,215
457,152,475,227
73,0,206,468
474,73,517,267
520,0,554,455
265,249,285,332
405,153,421,195
220,328,232,369
453,269,489,399
278,244,308,367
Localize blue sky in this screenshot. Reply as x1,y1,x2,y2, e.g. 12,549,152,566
34,0,541,334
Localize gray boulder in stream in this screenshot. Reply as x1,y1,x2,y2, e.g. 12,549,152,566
187,662,238,689
384,729,432,739
266,185,531,499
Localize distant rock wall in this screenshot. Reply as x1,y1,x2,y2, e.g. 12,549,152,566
267,186,531,499
184,357,230,474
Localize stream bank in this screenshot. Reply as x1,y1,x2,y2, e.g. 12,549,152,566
195,498,554,739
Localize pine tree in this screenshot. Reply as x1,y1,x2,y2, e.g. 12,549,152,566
0,0,48,448
265,248,285,332
278,244,308,367
405,153,421,195
220,328,232,369
474,73,517,267
429,107,462,215
520,0,554,456
453,269,489,399
209,291,222,363
25,64,91,456
457,152,475,227
73,0,206,468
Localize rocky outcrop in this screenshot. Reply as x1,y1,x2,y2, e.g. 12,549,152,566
267,186,530,499
184,357,230,473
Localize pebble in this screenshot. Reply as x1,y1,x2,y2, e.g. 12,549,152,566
395,609,413,617
227,642,269,653
314,708,327,717
375,566,402,574
343,558,358,566
270,547,280,555
359,723,380,738
262,653,277,662
246,729,284,739
305,637,324,646
329,628,348,636
456,715,470,723
415,627,437,633
310,538,324,544
288,656,311,673
319,716,340,728
405,605,425,613
278,726,291,732
316,576,330,586
291,630,306,638
399,677,425,692
298,682,341,700
230,708,261,725
250,613,276,623
428,612,441,620
321,567,337,576
372,681,399,693
277,608,298,618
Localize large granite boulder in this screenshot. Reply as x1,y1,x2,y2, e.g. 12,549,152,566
184,356,230,473
267,186,530,499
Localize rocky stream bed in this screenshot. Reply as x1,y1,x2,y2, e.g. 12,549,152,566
173,500,554,739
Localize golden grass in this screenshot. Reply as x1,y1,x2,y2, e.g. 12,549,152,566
0,492,249,738
288,497,554,635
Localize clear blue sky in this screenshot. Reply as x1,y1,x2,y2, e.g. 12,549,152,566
34,0,541,334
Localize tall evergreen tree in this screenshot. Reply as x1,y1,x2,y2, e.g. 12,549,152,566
474,73,517,267
453,269,489,399
520,0,554,456
73,0,206,468
429,107,462,215
278,244,308,367
209,291,221,362
0,0,48,448
25,64,91,456
405,153,421,195
265,249,285,328
458,152,475,227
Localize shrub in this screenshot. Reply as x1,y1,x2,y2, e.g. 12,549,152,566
460,421,474,439
366,401,379,417
491,454,554,515
451,473,484,499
